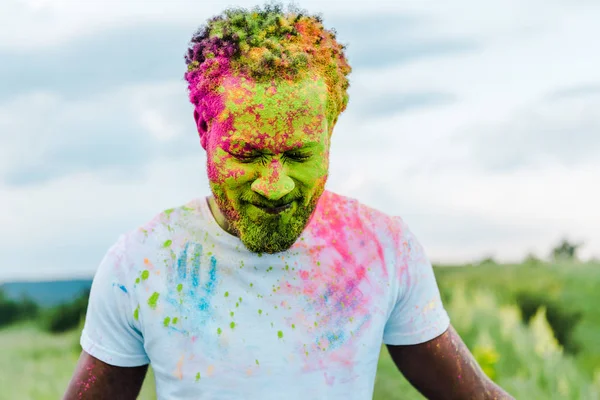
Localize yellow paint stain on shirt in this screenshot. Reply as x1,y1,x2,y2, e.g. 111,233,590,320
423,299,436,313
174,355,184,380
207,365,215,377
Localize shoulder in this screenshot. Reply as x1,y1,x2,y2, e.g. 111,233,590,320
317,190,405,236
106,198,207,268
125,198,205,245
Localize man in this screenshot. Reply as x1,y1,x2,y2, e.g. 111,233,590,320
64,3,513,399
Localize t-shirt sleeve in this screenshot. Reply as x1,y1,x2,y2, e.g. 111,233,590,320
80,235,150,367
383,217,450,345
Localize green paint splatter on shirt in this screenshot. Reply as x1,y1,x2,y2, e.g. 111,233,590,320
292,324,295,329
163,239,172,248
224,291,229,297
217,327,222,335
163,317,171,327
255,359,259,365
148,292,160,309
195,372,201,381
173,317,178,324
230,322,236,329
258,309,262,315
135,278,140,284
177,283,183,292
230,311,234,317
133,306,140,321
141,270,150,280
278,330,284,339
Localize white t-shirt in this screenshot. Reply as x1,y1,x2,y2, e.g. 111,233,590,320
81,190,450,399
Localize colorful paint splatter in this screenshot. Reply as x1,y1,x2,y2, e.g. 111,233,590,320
81,191,450,398
78,4,450,399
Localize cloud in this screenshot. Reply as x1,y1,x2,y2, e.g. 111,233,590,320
325,13,480,69
347,91,456,118
456,93,600,172
0,23,192,101
0,11,479,102
547,83,600,101
2,0,600,282
0,155,209,282
0,82,199,186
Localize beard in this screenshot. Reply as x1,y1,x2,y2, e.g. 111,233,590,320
210,185,325,254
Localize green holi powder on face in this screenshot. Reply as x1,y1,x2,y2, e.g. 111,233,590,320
195,372,201,381
217,327,222,335
258,309,262,315
163,239,173,248
173,317,178,324
163,317,171,327
230,322,236,329
177,283,183,292
133,306,140,321
141,270,150,280
147,292,160,309
277,330,284,339
224,291,229,297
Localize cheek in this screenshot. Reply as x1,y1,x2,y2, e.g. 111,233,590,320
293,156,329,184
207,158,254,188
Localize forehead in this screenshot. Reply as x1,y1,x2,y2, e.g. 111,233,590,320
214,74,329,151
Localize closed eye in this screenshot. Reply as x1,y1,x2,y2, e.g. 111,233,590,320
228,152,261,163
284,151,311,162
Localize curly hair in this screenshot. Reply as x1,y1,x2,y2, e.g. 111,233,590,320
184,2,351,130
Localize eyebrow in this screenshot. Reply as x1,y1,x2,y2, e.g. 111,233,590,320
227,139,320,152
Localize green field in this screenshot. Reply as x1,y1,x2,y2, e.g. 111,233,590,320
1,261,599,399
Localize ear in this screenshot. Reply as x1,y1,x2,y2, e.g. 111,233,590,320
193,109,208,135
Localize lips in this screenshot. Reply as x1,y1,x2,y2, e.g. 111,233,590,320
252,202,293,215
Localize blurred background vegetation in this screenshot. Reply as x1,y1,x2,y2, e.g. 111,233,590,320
1,238,599,399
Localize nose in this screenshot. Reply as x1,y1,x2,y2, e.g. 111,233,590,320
250,159,295,201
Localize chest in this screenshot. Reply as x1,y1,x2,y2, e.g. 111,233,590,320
133,240,394,395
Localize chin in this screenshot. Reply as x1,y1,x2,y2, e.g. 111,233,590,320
236,217,304,254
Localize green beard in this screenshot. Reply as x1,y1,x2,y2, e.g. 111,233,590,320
211,187,324,254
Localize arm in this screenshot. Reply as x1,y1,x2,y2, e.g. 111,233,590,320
63,350,148,400
386,324,513,400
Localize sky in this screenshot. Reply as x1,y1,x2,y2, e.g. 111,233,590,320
1,0,599,282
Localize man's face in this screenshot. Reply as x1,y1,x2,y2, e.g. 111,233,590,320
201,73,332,254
